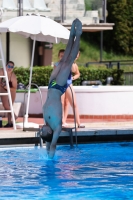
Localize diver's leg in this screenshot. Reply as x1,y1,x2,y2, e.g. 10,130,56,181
67,19,82,62
49,19,76,83
48,125,62,159
49,62,63,84
61,19,76,62
56,19,82,85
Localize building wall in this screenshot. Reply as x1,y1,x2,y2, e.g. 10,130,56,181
0,33,31,67
10,33,31,67
0,0,100,67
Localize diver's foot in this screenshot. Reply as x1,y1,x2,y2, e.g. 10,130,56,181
75,18,82,36
70,19,77,36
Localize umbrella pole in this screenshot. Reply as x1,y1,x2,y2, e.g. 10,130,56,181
24,36,36,124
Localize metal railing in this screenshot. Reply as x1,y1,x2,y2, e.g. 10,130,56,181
84,60,133,85
124,72,133,85
60,0,66,23
85,60,133,69
18,0,23,16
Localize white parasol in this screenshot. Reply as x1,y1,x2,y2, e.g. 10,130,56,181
0,15,70,129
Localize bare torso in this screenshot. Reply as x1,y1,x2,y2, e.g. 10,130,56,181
43,88,62,131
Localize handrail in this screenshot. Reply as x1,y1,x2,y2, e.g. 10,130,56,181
84,60,133,69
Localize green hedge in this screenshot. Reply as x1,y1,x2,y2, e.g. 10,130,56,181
16,89,38,93
14,66,124,87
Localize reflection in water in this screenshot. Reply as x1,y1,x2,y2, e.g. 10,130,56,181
0,142,133,200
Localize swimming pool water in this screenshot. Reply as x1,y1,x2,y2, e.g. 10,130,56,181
0,142,133,200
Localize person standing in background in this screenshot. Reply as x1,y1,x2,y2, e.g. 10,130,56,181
55,50,85,128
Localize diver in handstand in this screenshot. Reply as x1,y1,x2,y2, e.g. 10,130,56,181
39,18,82,159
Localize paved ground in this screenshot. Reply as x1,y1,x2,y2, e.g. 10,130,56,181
1,116,133,147
1,117,133,133
1,117,133,130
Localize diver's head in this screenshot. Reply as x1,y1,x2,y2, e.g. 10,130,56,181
40,125,53,137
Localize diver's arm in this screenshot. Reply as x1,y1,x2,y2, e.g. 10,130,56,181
46,142,51,154
48,126,61,159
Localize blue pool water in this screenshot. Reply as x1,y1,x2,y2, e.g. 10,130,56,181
0,142,133,200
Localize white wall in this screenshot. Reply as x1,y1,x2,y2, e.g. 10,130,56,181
70,86,133,115
15,86,133,116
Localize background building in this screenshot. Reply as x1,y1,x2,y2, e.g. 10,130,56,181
0,0,109,67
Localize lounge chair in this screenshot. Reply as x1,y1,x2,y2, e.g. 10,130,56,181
2,0,18,11
33,0,51,12
23,0,35,11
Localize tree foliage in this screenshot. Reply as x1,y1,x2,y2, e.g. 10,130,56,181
82,0,133,55
105,0,133,55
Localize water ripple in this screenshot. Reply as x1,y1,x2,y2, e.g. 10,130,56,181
0,142,132,199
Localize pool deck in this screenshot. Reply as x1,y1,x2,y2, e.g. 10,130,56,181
0,117,133,146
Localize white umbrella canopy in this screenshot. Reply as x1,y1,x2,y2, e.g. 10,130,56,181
0,15,70,43
0,15,70,128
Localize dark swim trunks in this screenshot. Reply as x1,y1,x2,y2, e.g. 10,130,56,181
48,80,68,94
